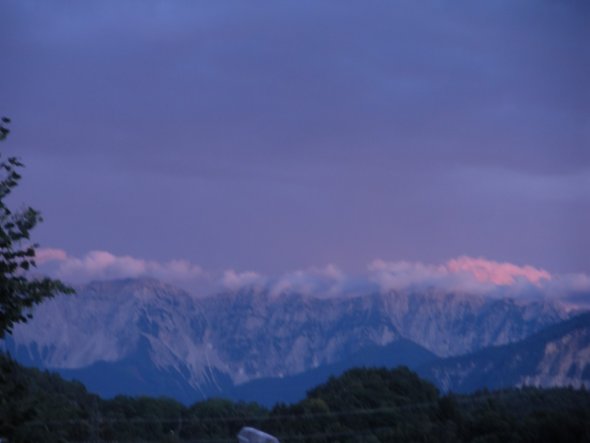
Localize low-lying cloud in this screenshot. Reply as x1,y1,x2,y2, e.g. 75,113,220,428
219,265,347,298
35,248,589,306
221,269,265,291
35,248,69,264
36,248,204,284
447,257,551,285
368,256,553,294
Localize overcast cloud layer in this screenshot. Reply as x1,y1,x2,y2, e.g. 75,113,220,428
1,0,589,275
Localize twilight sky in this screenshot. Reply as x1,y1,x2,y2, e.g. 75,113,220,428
1,0,589,289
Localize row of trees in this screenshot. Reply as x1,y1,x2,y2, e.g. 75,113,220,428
2,356,590,442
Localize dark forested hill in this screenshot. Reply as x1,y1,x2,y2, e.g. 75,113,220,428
229,338,436,406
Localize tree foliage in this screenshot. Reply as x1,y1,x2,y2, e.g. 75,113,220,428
0,117,73,337
2,359,589,442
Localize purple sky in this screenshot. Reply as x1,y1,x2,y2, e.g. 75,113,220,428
1,0,589,284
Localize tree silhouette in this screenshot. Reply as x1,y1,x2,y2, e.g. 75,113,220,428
0,117,74,337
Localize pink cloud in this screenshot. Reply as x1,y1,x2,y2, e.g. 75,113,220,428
35,248,68,264
368,256,553,294
446,256,551,286
59,251,145,278
36,249,204,284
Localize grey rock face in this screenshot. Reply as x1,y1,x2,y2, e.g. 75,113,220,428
377,289,568,357
420,312,590,392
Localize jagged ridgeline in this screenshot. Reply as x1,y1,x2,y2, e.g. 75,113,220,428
2,355,590,442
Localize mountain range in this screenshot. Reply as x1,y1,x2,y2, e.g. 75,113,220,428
231,311,590,406
2,278,587,405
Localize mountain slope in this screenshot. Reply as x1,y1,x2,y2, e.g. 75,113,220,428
420,312,590,392
55,335,233,403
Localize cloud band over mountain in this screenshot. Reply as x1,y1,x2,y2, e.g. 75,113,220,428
35,248,589,307
36,248,204,283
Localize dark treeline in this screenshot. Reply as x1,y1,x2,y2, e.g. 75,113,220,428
1,353,590,442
